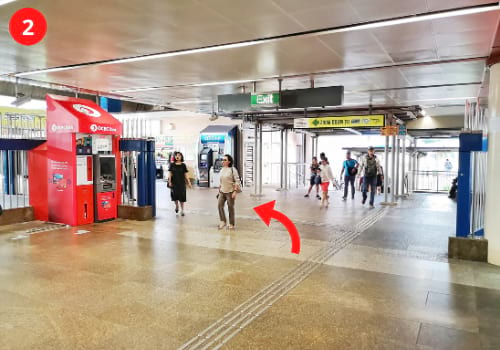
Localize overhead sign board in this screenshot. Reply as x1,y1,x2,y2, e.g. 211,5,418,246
294,115,385,129
380,125,398,136
251,93,280,107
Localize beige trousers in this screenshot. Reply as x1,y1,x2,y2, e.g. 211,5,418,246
218,192,235,225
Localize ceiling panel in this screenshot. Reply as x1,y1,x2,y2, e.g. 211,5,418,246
349,0,427,21
274,0,361,30
400,60,485,86
387,85,480,103
318,31,393,67
427,0,499,12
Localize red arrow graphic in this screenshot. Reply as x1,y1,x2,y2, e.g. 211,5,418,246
253,200,301,254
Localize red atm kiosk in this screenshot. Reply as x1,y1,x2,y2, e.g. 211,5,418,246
30,95,122,226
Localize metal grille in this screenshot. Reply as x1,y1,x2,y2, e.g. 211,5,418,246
121,151,139,206
465,100,487,236
0,150,30,209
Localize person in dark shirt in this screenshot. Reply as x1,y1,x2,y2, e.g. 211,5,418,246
168,152,192,216
340,151,358,200
304,157,321,199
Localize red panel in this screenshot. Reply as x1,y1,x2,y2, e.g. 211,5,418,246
76,185,94,225
46,95,122,135
95,191,117,221
86,156,93,181
47,133,76,225
28,143,48,221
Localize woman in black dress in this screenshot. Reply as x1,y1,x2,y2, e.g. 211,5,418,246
168,152,192,216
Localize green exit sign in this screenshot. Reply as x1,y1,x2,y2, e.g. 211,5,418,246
251,93,280,107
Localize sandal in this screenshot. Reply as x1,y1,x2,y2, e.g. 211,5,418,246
218,222,226,229
227,225,235,230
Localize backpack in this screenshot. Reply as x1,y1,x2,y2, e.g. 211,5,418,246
365,156,378,177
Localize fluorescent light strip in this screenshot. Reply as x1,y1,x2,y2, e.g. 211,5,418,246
15,4,499,78
325,5,499,34
113,79,256,93
0,0,17,7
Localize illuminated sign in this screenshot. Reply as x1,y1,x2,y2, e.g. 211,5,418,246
200,134,225,143
251,93,280,107
294,115,385,129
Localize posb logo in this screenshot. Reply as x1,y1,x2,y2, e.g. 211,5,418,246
51,124,74,132
73,104,101,118
90,124,116,133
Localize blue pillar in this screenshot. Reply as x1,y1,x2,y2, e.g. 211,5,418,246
456,151,471,237
146,140,156,217
137,152,147,207
456,133,483,238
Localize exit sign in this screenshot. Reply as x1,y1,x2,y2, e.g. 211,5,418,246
251,93,280,107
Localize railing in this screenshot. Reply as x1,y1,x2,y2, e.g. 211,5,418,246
0,150,30,209
413,170,458,193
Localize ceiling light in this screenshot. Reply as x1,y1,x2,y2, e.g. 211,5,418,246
0,0,18,6
15,4,499,77
113,79,255,93
343,128,362,135
11,95,31,107
170,99,212,105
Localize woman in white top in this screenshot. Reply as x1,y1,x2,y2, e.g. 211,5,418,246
319,158,334,208
217,154,241,230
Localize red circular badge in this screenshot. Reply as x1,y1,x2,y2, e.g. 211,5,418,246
9,8,47,46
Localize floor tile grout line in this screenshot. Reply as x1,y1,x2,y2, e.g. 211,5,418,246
193,231,361,350
179,208,388,350
179,232,358,350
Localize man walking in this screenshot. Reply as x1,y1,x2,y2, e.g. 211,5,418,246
358,146,381,209
340,151,358,200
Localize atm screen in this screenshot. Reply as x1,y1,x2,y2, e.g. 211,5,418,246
201,155,207,160
99,157,116,180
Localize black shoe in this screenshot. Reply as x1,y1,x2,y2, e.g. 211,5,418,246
175,208,179,213
342,197,346,201
362,199,366,204
304,194,309,198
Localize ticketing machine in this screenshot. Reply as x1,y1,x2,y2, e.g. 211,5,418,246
198,125,238,188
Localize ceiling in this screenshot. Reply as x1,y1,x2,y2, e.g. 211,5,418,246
1,0,499,117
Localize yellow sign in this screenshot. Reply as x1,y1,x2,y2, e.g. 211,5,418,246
0,107,46,129
294,115,385,129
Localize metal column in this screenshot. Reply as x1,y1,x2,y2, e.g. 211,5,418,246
390,135,396,203
258,122,263,195
253,122,258,195
395,138,400,197
401,137,407,196
383,135,389,203
280,129,284,189
284,129,288,190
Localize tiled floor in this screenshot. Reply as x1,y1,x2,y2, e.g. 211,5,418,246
1,185,499,349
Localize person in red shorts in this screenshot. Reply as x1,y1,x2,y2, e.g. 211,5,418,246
319,157,334,208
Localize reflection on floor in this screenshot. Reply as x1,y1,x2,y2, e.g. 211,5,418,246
1,187,499,349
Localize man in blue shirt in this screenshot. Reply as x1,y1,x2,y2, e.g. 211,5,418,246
340,151,358,200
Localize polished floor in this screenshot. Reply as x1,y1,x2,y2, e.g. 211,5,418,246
1,185,500,349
